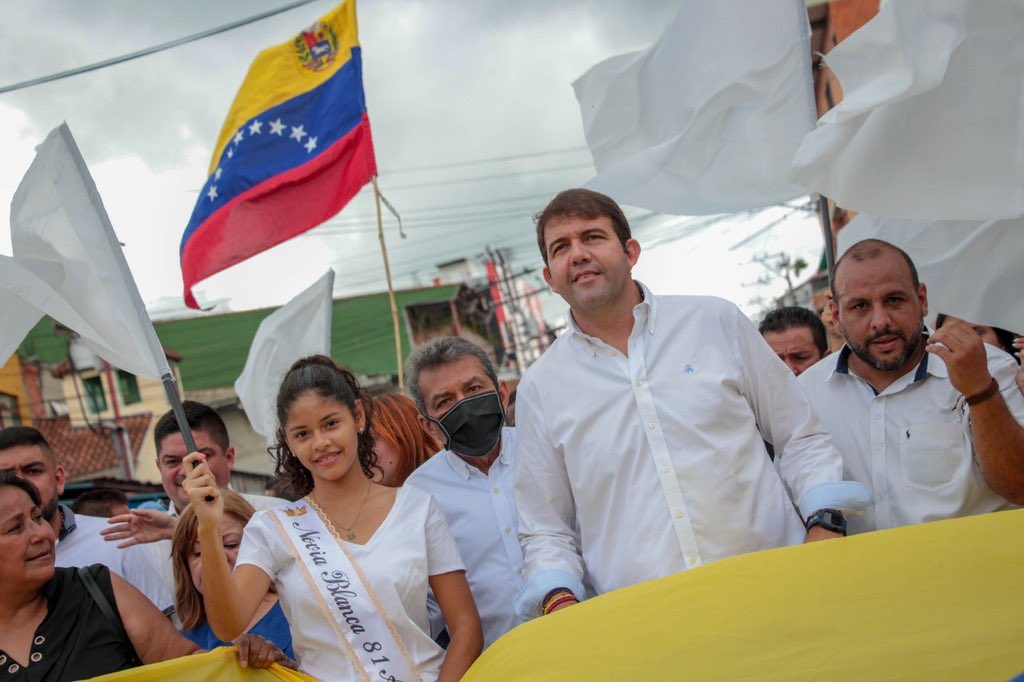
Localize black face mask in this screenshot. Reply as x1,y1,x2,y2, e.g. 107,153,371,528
431,392,505,458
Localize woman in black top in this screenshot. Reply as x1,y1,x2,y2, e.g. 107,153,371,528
0,473,281,680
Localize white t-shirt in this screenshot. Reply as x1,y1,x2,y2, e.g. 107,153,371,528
237,485,465,681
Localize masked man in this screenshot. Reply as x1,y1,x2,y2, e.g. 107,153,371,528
404,337,527,648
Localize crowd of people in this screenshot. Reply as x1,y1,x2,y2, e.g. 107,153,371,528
0,188,1021,680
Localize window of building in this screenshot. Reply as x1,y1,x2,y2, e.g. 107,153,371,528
0,393,20,428
117,370,142,405
82,376,107,414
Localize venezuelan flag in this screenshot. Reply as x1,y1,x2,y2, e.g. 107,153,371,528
180,0,375,309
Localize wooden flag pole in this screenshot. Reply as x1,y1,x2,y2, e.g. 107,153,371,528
373,176,404,391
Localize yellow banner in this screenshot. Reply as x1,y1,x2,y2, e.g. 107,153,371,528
86,646,317,681
466,510,1024,681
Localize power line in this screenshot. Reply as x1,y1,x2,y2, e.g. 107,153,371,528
0,0,323,95
380,146,589,174
383,162,593,192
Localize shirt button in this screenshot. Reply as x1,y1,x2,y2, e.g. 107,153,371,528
636,379,644,387
492,488,501,494
873,413,882,421
675,511,684,519
504,526,512,534
688,557,697,566
648,421,656,429
873,443,882,451
662,466,670,474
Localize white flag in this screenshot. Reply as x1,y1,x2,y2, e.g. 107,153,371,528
837,215,1024,335
574,0,815,215
9,123,170,379
234,270,334,442
0,258,45,370
792,0,1024,221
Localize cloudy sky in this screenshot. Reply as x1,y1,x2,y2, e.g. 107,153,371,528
0,0,824,323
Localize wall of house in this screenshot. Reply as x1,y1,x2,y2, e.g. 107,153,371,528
0,355,32,428
60,366,175,484
222,406,278,477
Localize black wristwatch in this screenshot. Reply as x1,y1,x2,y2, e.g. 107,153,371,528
805,508,847,536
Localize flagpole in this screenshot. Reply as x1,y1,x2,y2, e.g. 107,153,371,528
373,176,405,391
817,194,836,285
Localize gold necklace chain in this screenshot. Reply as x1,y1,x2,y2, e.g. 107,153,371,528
308,482,372,542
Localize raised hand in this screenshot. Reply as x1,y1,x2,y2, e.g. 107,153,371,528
927,317,993,398
182,452,223,527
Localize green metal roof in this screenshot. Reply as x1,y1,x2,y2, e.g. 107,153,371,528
18,285,460,391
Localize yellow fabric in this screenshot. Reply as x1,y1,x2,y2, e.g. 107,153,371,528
86,646,317,681
467,510,1024,681
209,0,360,174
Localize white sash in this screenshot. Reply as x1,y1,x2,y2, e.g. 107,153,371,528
270,498,420,682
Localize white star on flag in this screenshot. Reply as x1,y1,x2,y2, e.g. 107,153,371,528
226,148,234,159
290,125,307,142
248,119,263,135
214,167,222,180
233,131,244,145
269,119,285,135
304,137,318,153
207,185,218,201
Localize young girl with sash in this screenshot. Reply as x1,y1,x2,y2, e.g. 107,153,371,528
182,356,483,681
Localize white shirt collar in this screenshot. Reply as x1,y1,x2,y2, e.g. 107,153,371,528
442,429,513,480
567,280,657,355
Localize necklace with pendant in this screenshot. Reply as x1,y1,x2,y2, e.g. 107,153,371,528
309,482,372,542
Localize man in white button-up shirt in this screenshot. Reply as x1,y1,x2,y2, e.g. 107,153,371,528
513,189,867,618
405,337,527,648
0,427,174,613
800,239,1024,534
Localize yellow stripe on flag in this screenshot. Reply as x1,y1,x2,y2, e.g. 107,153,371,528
86,646,318,681
467,510,1024,681
209,0,361,175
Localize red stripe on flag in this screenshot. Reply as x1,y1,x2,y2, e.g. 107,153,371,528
182,115,376,309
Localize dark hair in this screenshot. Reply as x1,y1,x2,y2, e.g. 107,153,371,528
0,426,55,463
406,336,499,416
935,314,1020,361
265,476,301,501
154,401,230,454
534,188,632,265
832,239,920,301
72,488,129,517
758,306,829,356
0,471,43,507
271,355,378,497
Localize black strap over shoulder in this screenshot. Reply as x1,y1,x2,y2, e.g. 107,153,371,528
77,566,142,666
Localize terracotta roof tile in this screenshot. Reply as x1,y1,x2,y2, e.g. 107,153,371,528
34,413,152,480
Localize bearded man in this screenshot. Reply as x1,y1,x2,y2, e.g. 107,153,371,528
800,239,1024,534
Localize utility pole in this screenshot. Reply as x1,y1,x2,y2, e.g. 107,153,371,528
485,248,514,370
494,248,529,374
749,252,808,307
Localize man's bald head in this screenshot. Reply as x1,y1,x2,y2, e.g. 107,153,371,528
832,239,920,302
